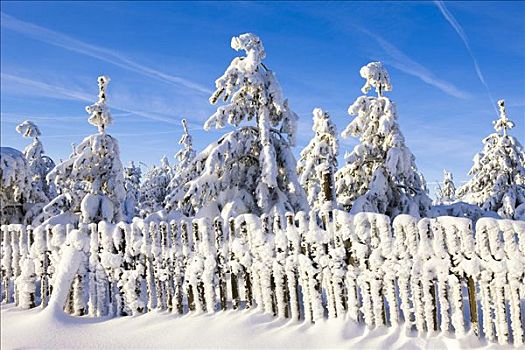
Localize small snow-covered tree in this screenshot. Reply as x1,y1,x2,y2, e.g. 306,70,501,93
44,76,126,224
297,108,338,211
16,121,55,199
175,119,196,174
166,33,307,218
335,62,430,217
139,156,173,217
436,169,456,204
457,99,525,220
123,161,142,221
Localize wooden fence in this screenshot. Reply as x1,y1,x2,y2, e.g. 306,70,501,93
1,211,524,345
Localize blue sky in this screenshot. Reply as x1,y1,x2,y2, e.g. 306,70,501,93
1,1,524,196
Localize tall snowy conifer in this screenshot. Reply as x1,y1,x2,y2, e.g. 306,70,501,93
44,76,126,224
16,121,55,200
297,108,338,211
335,62,430,217
457,100,525,220
166,33,307,218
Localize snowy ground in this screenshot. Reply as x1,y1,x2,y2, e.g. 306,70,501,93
1,304,508,349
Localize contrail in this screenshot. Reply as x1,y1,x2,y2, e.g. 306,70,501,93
1,73,203,129
1,12,212,95
434,1,498,113
358,27,471,99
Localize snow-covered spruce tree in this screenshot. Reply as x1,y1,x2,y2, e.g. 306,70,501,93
139,156,173,217
44,76,126,224
123,161,142,221
335,62,431,218
15,121,56,224
457,99,525,220
175,119,196,174
0,147,32,224
166,119,196,211
297,108,338,211
16,120,56,199
165,33,307,218
435,169,456,205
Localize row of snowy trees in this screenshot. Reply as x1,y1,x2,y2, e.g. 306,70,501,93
2,33,524,226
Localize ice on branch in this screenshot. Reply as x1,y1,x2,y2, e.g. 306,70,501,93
359,61,392,96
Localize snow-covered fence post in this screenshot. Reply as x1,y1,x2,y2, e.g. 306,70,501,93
439,218,466,336
2,226,13,303
150,221,164,311
144,222,157,311
458,220,480,337
170,220,184,314
368,215,387,328
228,218,240,310
72,223,89,316
476,219,508,344
11,225,21,306
261,214,277,315
88,223,99,316
377,216,398,327
285,213,300,320
163,221,175,312
191,220,206,312
354,214,373,327
501,220,524,345
239,219,253,309
214,218,227,311
272,215,288,318
329,214,347,318
157,221,169,311
416,219,437,333
430,220,452,333
181,221,194,312
200,219,217,314
41,225,52,309
393,215,417,330
15,225,36,309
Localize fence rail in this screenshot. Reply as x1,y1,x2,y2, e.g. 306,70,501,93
1,211,524,345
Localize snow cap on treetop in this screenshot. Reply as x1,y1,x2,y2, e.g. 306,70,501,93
231,33,266,61
86,75,113,133
360,61,392,96
16,120,41,138
493,99,514,136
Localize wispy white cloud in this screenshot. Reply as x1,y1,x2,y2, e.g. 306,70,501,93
358,28,472,100
0,11,212,95
434,1,497,111
1,73,204,129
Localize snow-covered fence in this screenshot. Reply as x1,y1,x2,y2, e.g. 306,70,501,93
1,212,524,345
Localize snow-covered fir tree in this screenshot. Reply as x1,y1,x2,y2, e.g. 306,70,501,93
435,169,456,205
139,156,173,217
297,108,338,211
123,161,142,221
16,120,55,199
165,33,307,218
175,119,196,174
457,99,525,220
0,147,33,224
44,76,126,224
335,62,431,217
